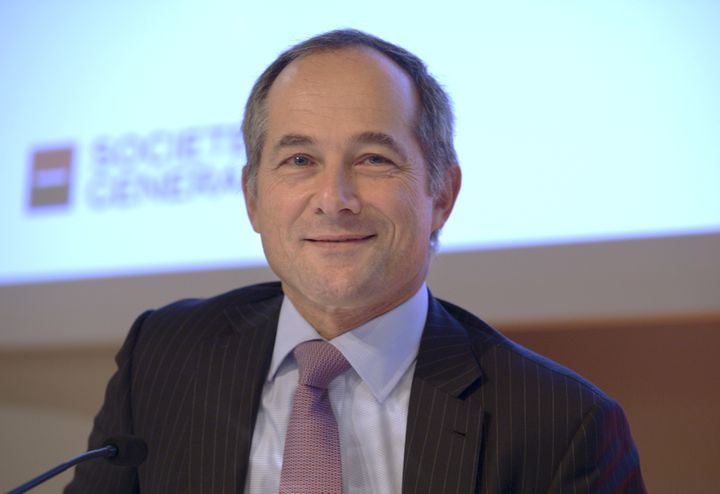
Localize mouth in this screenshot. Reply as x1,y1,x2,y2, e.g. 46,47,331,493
305,234,376,244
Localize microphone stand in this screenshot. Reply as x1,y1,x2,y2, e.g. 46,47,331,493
6,444,117,494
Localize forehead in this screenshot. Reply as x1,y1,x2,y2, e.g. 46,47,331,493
273,46,416,96
263,47,419,137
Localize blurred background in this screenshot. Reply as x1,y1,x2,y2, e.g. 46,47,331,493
1,1,719,492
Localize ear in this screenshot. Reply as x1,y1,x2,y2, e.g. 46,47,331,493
431,164,461,231
242,166,261,233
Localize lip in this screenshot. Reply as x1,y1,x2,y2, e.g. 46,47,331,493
305,234,376,243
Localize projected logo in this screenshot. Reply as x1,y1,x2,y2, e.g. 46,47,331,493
25,124,243,212
28,147,75,209
86,124,244,209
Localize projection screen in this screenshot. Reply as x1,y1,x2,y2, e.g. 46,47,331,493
2,1,719,346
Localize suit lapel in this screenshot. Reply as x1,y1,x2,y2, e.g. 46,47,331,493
402,295,485,494
187,294,281,493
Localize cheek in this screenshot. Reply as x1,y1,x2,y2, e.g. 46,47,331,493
380,188,434,238
254,180,304,231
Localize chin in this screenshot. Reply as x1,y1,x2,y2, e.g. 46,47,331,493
304,275,382,307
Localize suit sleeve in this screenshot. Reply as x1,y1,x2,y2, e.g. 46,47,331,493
64,310,152,494
547,398,647,494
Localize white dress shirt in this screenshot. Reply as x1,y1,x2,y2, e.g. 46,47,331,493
244,284,429,494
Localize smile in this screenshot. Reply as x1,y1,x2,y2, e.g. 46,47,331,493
306,234,376,243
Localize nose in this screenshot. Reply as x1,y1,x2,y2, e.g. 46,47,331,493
313,164,361,216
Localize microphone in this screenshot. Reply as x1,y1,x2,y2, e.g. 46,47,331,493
101,435,148,467
6,435,147,494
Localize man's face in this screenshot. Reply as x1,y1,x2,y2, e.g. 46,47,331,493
244,47,457,318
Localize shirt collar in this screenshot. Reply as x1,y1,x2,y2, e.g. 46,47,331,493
269,284,429,403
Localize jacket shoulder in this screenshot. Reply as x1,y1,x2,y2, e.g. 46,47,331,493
432,297,644,491
132,281,283,348
146,281,281,320
435,296,609,402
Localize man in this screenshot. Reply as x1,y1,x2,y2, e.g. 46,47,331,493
67,29,645,493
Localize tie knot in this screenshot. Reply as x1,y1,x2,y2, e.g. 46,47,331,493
293,340,350,389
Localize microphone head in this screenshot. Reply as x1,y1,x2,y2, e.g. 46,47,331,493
102,435,148,467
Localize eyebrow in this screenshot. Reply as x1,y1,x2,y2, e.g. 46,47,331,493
351,131,409,162
272,133,316,153
270,131,410,161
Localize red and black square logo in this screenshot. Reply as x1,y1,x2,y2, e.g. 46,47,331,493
28,147,74,208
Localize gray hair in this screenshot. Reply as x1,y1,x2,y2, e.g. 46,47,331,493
241,29,458,246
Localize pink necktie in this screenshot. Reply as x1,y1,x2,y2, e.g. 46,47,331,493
279,340,351,494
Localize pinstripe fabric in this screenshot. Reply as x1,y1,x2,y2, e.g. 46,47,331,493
402,296,645,493
66,283,645,493
65,283,282,494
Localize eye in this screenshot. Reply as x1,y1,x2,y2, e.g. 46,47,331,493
363,154,392,166
282,154,313,167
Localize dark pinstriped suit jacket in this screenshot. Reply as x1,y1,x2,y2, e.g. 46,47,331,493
66,282,645,493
